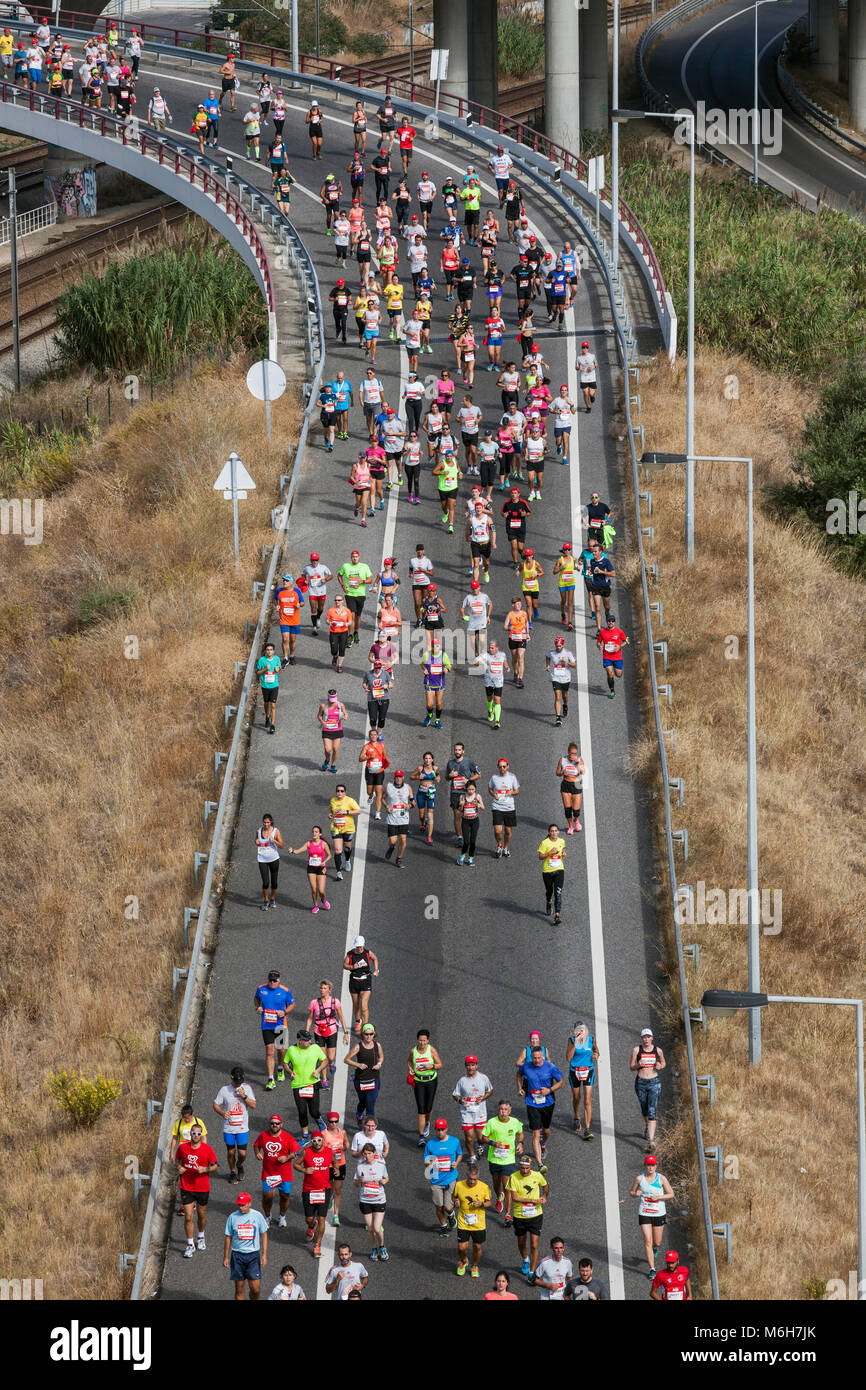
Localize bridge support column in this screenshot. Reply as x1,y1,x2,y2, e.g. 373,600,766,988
850,0,866,131
815,0,839,80
433,0,498,111
545,0,581,153
580,0,609,133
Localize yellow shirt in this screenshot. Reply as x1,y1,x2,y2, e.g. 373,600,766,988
538,837,565,873
0,35,14,57
556,555,576,588
521,560,540,592
453,1179,491,1232
171,1116,208,1142
414,298,432,322
354,294,369,317
329,795,361,837
506,1170,548,1219
384,282,404,310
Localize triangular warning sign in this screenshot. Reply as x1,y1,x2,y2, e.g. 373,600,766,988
214,457,256,492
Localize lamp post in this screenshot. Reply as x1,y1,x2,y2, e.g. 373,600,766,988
642,452,759,1059
616,108,696,562
702,989,866,1298
612,0,620,271
752,0,776,185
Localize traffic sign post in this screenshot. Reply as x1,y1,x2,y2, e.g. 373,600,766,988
246,359,287,440
587,155,605,235
214,452,256,569
430,48,449,112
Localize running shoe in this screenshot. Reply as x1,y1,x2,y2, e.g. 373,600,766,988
196,1235,206,1251
332,1212,340,1225
183,1243,194,1258
379,1246,390,1261
457,854,466,865
495,1198,504,1214
470,1267,480,1278
278,1214,287,1227
370,1246,379,1260
467,857,475,865
312,1245,322,1258
265,1078,276,1091
521,1258,530,1276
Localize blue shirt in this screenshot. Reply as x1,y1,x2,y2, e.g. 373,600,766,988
373,409,389,443
319,387,337,413
440,222,461,247
561,248,577,275
588,554,614,590
519,1060,563,1107
203,96,219,121
550,269,567,295
417,273,435,297
578,547,594,579
225,1208,268,1252
332,379,352,407
424,1134,462,1186
569,1034,594,1071
254,983,293,1031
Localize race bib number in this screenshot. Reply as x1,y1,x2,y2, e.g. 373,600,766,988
228,1105,245,1128
368,759,382,772
265,1174,283,1188
236,1222,255,1242
264,1009,278,1024
574,1067,590,1081
361,1182,381,1200
509,517,522,528
531,1089,546,1104
307,1189,326,1203
437,1157,452,1173
360,1081,376,1092
642,1199,660,1214
520,1202,538,1218
667,1288,684,1300
333,814,347,829
494,1142,510,1159
298,1085,315,1099
547,854,563,871
463,1212,478,1226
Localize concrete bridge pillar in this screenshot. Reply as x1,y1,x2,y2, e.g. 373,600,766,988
433,0,498,111
580,0,609,133
545,0,582,153
850,0,866,131
814,0,839,81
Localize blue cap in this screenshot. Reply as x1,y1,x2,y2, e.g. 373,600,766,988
461,257,470,265
282,573,293,583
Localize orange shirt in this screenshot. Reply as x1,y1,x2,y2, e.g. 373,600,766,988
505,610,528,640
276,587,301,624
378,606,401,636
361,740,389,773
326,605,351,633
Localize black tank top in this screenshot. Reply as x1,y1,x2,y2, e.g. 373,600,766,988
356,1041,378,1083
349,949,372,987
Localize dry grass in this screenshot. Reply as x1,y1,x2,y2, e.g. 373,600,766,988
623,347,866,1299
0,366,299,1298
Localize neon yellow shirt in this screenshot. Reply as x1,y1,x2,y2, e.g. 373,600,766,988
453,1179,491,1232
538,837,566,873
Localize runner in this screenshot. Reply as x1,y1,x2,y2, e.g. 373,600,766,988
553,742,584,840
524,422,546,501
325,1242,369,1298
517,1043,564,1167
545,637,576,729
169,1104,208,1166
345,1020,385,1123
424,1117,463,1234
274,572,304,667
534,1236,573,1300
284,1029,328,1142
409,1029,444,1145
396,115,417,173
550,384,576,462
223,1192,268,1301
553,541,577,630
254,969,294,1092
321,1112,348,1224
503,597,530,687
306,101,324,158
318,377,338,451
359,729,390,818
459,175,482,245
465,503,496,586
597,611,628,698
273,165,295,217
328,782,360,881
343,935,379,1033
362,659,393,732
630,1027,666,1149
538,822,567,925
346,150,365,201
384,769,415,865
452,1055,494,1159
471,640,508,731
545,259,568,332
480,212,500,278
256,640,280,735
459,581,492,663
212,1065,256,1185
253,1114,299,1228
651,1249,693,1301
272,90,287,138
293,1131,335,1257
576,340,599,411
299,552,331,635
630,1153,676,1277
489,757,520,858
176,1124,219,1258
376,96,397,147
357,224,374,290
565,1258,609,1300
587,539,616,632
316,690,347,774
242,102,261,162
409,750,440,844
325,593,351,674
268,1265,306,1300
286,827,331,913
363,294,381,362
352,99,368,152
505,1153,548,1281
501,487,531,568
421,639,452,729
445,742,481,841
484,1271,519,1300
481,1099,524,1215
585,490,613,548
351,1114,390,1162
453,1160,492,1278
565,1022,599,1138
307,981,349,1085
338,549,375,646
455,779,484,865
407,542,434,626
354,1142,390,1260
477,429,499,499
371,142,392,201
218,52,236,109
487,145,514,204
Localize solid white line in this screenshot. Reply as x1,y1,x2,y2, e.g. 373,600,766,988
314,343,407,1299
566,321,626,1301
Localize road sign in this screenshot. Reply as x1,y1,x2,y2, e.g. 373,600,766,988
641,451,688,469
587,155,605,193
214,452,256,567
246,359,286,402
430,48,449,81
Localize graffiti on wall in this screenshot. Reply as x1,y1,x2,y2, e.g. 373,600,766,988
44,166,98,219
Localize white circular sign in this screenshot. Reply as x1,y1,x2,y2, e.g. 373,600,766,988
246,359,287,402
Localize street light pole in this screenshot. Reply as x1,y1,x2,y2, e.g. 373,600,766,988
612,0,620,273
409,0,415,86
752,0,774,185
8,168,20,394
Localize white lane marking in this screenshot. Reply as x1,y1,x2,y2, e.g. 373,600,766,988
678,3,866,199
567,317,625,1301
314,342,407,1300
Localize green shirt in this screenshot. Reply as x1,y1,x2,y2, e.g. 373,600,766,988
437,458,459,491
481,1115,523,1166
256,655,281,689
285,1043,326,1089
460,185,481,212
338,561,372,596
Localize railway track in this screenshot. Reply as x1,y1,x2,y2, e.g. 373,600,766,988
0,200,187,358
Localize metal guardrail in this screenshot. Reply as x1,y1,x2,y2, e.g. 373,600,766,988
0,193,56,245
32,19,671,344
776,43,866,157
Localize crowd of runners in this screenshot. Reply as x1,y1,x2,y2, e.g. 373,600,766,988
15,22,686,1301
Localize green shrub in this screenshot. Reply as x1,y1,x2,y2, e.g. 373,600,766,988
54,232,266,377
46,1069,122,1127
498,10,544,78
0,418,90,492
787,358,866,573
353,31,390,58
234,2,348,58
76,587,135,627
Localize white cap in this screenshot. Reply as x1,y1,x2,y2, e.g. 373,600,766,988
353,935,365,948
641,1027,653,1036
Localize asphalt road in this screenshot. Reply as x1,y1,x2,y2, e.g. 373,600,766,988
646,0,866,210
122,53,678,1302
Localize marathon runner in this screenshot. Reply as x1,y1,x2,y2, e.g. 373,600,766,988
630,1153,676,1278
322,1112,348,1225
409,543,434,625
503,597,530,687
422,640,452,728
518,1043,564,1166
284,1028,328,1140
286,828,332,913
254,969,294,1092
352,99,368,152
409,1029,443,1145
472,640,508,729
362,659,393,732
409,750,440,844
534,1236,574,1300
176,1124,219,1258
343,935,379,1033
651,1249,693,1300
424,1117,463,1233
452,1055,494,1159
565,1022,599,1138
354,1141,390,1261
306,101,324,159
293,1130,336,1258
538,823,567,925
597,612,628,698
329,782,360,880
212,1065,256,1186
489,757,520,857
384,769,415,865
256,640,280,735
556,740,585,833
338,549,375,646
553,541,577,630
576,340,599,412
462,579,493,657
325,593,351,674
301,552,332,634
453,1160,492,1279
587,539,616,631
465,503,496,585
317,690,347,774
456,780,484,865
481,1099,523,1215
359,729,390,818
546,636,576,726
446,742,481,840
501,487,531,568
506,1153,548,1281
254,1114,300,1228
630,1027,666,1150
307,980,348,1085
345,1021,384,1123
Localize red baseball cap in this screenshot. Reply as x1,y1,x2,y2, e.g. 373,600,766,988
434,1118,448,1130
394,769,404,777
236,1192,253,1204
465,1054,478,1065
562,541,573,550
268,1113,283,1123
581,340,589,348
326,1111,340,1121
665,1250,679,1263
531,342,539,350
351,550,360,558
470,580,480,590
510,486,520,494
644,1154,658,1165
428,583,437,591
554,636,565,646
497,757,509,767
310,551,319,562
524,547,534,557
337,277,345,286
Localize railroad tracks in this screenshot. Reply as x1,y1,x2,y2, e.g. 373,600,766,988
0,200,187,357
